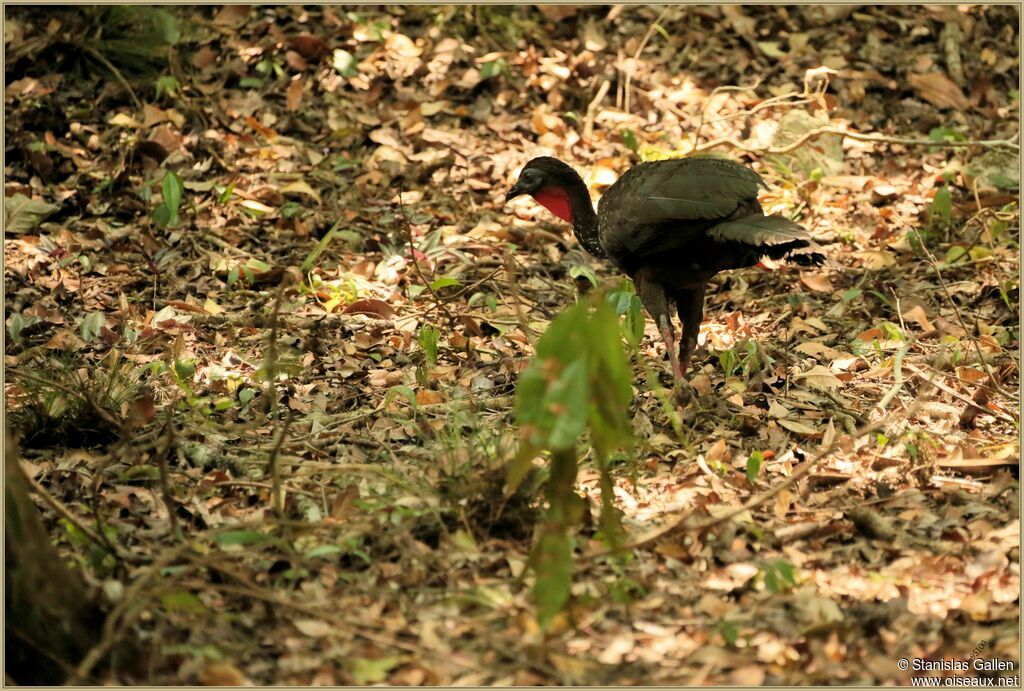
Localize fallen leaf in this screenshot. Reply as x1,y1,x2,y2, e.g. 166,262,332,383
778,418,820,436
908,71,971,111
343,299,396,319
286,78,303,111
800,272,834,292
795,365,843,391
902,304,934,332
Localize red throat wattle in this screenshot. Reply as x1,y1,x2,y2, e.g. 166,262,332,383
532,185,573,223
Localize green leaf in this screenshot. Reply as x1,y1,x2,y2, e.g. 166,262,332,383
945,245,968,264
238,388,255,405
929,186,952,227
385,385,417,411
80,312,106,343
763,559,797,593
428,276,461,291
719,348,737,378
162,170,184,212
215,530,271,546
155,75,179,99
304,544,343,559
621,128,639,154
120,465,162,481
174,359,196,380
622,294,644,348
716,620,739,646
480,58,508,80
350,656,400,685
151,8,181,44
4,193,60,234
332,49,358,77
532,531,573,628
545,359,589,451
570,264,598,289
928,126,966,144
418,325,440,365
841,287,862,304
746,450,763,485
161,591,206,615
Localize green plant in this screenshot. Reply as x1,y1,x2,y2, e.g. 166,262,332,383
510,292,633,627
762,559,798,593
153,170,184,229
719,340,771,379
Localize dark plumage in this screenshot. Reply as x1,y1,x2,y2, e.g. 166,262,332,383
506,156,825,381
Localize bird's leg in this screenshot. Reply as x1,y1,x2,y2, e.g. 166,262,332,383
657,313,682,380
635,274,682,382
676,285,706,377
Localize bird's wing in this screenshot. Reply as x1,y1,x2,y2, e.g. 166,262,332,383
600,157,768,226
706,213,812,246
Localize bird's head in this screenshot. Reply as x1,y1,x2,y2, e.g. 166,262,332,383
505,157,582,223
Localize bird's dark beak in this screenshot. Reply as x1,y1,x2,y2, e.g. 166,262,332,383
505,183,525,204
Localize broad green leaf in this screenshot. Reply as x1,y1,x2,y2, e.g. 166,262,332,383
80,312,106,343
945,245,967,264
544,359,589,451
301,221,341,273
532,531,572,628
746,450,763,485
4,194,60,234
215,530,271,546
332,49,358,77
304,544,343,559
418,325,440,365
569,264,598,288
162,170,184,212
161,591,206,615
429,276,460,291
350,656,400,685
174,359,196,380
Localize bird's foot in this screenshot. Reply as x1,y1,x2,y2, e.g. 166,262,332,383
672,377,696,406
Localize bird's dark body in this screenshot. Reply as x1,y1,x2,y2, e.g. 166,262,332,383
506,155,825,380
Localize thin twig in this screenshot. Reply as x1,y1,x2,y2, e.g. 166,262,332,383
874,342,911,413
905,363,1017,425
79,44,143,111
583,77,611,142
695,125,1019,156
265,279,291,518
623,6,670,115
902,225,1011,399
268,408,295,519
22,468,131,561
156,396,181,540
397,188,456,325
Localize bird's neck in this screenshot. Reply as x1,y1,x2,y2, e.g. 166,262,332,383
544,174,606,259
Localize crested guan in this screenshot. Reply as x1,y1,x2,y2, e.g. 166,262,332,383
506,156,825,381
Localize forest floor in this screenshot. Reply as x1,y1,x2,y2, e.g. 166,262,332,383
4,5,1020,685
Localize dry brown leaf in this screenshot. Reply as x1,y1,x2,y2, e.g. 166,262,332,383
902,304,934,331
796,365,843,391
800,272,834,292
907,71,971,110
343,299,396,319
706,438,730,464
415,389,446,405
197,661,251,685
286,78,303,112
536,5,578,21
778,418,820,436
